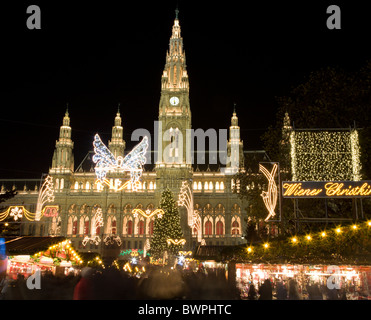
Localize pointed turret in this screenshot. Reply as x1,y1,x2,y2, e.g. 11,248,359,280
227,105,244,172
50,106,74,174
109,105,126,158
161,8,189,92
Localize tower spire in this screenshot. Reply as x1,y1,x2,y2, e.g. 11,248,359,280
109,107,125,158
175,6,179,20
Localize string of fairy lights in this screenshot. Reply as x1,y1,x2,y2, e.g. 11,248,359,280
244,221,371,255
291,130,362,181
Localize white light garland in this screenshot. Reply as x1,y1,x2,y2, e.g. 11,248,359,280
35,175,55,221
178,181,203,242
103,234,122,246
82,208,104,246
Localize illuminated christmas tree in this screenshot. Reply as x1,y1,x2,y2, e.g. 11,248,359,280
150,188,184,259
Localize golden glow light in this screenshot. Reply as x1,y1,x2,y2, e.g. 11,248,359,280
352,224,358,230
166,238,186,246
306,235,312,241
132,208,164,219
336,227,341,234
263,243,269,249
290,130,362,181
0,205,58,222
321,232,327,238
247,246,253,253
291,237,298,244
259,163,278,222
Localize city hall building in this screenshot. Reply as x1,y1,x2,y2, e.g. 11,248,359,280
1,12,270,253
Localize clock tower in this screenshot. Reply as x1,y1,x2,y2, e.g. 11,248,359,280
156,8,192,193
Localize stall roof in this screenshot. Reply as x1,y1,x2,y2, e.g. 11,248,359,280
4,236,67,255
194,245,227,261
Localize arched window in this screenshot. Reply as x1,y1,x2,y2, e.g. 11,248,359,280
137,220,145,235
107,216,117,234
149,182,154,190
79,216,89,235
55,178,59,190
215,182,220,190
220,181,225,190
67,216,77,235
85,181,90,190
60,178,64,190
74,181,79,190
148,220,154,236
111,219,117,234
205,220,212,235
127,220,133,235
231,221,240,235
204,182,209,190
193,181,198,190
231,216,241,235
209,181,213,190
198,182,202,190
216,220,224,235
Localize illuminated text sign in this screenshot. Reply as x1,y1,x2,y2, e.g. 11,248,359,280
282,181,371,198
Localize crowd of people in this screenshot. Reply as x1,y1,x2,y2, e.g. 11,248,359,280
245,279,349,300
1,265,361,300
0,265,239,300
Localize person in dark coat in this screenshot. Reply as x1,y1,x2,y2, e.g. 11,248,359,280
247,284,257,300
276,282,288,300
288,279,301,300
258,279,273,300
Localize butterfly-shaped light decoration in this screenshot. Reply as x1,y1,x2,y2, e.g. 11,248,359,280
92,134,149,191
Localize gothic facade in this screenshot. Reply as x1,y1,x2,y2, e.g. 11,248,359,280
1,12,258,253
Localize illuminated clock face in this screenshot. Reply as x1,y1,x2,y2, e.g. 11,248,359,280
170,96,179,106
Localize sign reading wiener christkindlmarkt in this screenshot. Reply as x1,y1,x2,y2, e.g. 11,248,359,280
282,181,371,198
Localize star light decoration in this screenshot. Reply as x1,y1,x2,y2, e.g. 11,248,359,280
9,207,23,221
92,134,149,192
82,208,104,246
177,180,203,242
259,163,278,222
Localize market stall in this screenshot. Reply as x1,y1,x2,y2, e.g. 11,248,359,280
236,263,371,300
4,236,83,278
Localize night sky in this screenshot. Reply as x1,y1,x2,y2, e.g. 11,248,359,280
1,1,370,179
